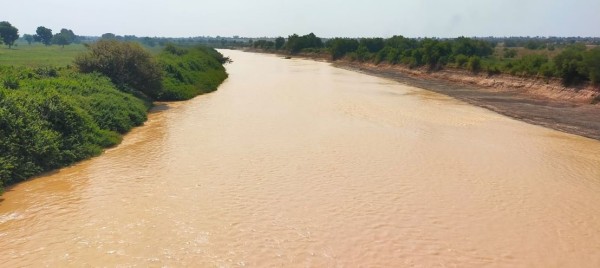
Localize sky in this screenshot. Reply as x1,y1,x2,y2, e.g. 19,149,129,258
3,0,599,38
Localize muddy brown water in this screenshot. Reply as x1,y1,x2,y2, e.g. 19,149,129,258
1,50,600,267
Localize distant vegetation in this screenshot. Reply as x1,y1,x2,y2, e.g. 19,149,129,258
0,21,230,193
0,21,19,48
244,34,600,87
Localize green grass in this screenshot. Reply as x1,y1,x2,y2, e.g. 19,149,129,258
0,44,87,67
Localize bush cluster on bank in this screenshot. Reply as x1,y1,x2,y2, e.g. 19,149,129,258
0,67,149,191
158,44,229,100
75,40,229,101
0,41,229,193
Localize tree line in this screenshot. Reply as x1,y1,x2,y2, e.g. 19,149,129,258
247,33,600,86
0,21,80,48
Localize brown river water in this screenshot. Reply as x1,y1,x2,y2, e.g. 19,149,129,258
1,50,600,267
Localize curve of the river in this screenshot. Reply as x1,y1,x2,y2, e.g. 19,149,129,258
1,50,600,267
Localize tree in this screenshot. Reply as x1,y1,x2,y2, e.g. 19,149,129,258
52,28,76,47
0,21,19,48
141,37,156,47
359,38,385,53
584,48,600,85
275,37,285,50
35,26,53,45
285,33,322,54
101,33,116,39
75,40,163,99
23,34,34,45
553,44,586,85
327,38,359,60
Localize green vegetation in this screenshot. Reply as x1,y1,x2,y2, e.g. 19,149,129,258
0,22,19,48
75,40,164,99
0,33,229,193
247,34,600,87
158,44,229,100
285,33,323,54
0,66,149,193
0,44,88,66
52,29,76,47
75,40,229,101
35,26,53,46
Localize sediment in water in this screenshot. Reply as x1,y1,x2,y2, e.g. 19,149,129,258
246,48,600,140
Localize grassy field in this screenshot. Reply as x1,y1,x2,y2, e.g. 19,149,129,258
0,42,167,67
0,43,87,67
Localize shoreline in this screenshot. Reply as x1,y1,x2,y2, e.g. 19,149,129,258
245,49,600,141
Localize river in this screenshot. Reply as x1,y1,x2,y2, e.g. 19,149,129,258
1,50,600,267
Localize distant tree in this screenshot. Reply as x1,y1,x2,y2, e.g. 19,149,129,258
326,38,359,60
360,38,385,53
553,44,587,85
584,48,600,85
141,37,156,47
101,33,117,39
286,33,322,54
452,37,493,57
275,37,285,50
23,34,34,45
35,26,53,45
52,28,76,47
0,21,19,48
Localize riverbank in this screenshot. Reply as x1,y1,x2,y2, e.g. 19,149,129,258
246,48,600,140
0,45,228,194
4,49,600,267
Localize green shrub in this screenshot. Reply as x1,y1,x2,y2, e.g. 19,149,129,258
486,65,501,76
0,67,148,192
584,48,600,85
468,56,482,73
3,76,19,89
503,49,517,58
75,40,163,99
157,45,228,100
455,54,469,67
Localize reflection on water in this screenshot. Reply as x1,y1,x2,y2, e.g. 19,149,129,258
1,50,600,267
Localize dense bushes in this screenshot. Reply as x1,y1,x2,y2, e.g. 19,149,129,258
553,45,600,85
75,40,163,99
285,33,323,54
76,41,229,101
0,67,148,192
158,45,229,100
0,41,229,192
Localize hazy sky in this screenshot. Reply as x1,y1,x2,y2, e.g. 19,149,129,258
4,0,599,38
